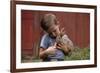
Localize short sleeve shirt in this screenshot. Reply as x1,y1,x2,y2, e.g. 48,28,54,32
40,34,65,59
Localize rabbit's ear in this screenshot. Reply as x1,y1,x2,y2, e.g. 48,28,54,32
60,28,65,36
61,28,64,32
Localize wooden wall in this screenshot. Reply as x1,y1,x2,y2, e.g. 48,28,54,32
21,10,90,56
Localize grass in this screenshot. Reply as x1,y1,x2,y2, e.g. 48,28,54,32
21,55,42,63
64,48,90,60
21,48,90,63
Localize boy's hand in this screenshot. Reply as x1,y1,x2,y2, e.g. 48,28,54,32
45,46,57,55
56,42,69,53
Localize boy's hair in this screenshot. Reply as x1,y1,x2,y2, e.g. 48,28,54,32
40,13,57,32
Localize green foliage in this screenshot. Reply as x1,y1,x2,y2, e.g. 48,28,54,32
22,48,90,62
64,48,90,60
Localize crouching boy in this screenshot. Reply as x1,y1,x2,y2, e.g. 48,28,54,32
39,13,74,61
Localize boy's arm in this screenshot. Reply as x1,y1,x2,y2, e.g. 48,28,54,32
57,43,70,55
57,35,74,55
39,46,57,59
39,34,57,59
39,48,48,59
39,34,48,59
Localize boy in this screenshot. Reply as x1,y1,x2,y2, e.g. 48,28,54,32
39,13,74,61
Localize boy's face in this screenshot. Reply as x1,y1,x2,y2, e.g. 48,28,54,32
48,25,60,38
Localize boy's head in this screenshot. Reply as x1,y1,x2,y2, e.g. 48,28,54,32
40,13,60,37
